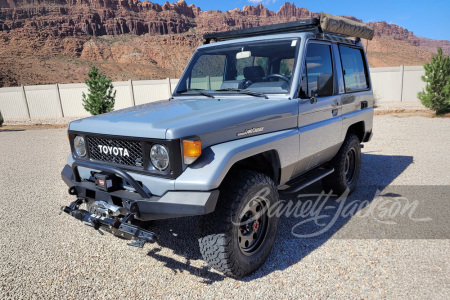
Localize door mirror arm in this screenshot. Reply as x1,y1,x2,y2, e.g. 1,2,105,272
310,91,318,104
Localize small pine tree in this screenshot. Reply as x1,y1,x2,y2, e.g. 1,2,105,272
418,48,450,115
0,110,3,127
82,66,116,115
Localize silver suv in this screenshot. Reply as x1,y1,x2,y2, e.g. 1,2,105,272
61,13,374,277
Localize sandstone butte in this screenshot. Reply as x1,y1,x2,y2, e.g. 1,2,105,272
0,0,449,87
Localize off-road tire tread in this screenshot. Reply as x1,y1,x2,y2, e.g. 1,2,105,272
198,170,277,277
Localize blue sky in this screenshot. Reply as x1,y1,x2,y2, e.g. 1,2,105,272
151,0,450,40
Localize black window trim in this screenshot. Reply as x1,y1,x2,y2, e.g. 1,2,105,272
338,44,371,94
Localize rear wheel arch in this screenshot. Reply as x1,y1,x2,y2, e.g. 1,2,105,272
346,121,365,142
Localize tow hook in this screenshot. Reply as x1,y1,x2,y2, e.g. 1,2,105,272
68,186,77,196
61,197,84,214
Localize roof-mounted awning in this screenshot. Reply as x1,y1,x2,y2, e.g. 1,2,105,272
319,12,374,40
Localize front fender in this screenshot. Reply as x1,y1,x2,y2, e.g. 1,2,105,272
174,129,299,191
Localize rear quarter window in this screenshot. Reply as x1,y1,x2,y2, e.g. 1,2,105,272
339,46,369,92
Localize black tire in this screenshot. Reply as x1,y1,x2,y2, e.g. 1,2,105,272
198,170,280,277
322,133,361,196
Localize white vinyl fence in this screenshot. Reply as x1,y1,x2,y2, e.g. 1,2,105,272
370,65,426,103
0,66,426,120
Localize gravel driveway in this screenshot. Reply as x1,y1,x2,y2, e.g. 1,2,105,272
0,115,449,299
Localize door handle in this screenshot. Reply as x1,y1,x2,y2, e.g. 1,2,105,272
332,108,338,116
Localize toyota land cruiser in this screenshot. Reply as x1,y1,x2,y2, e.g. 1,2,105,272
61,12,374,277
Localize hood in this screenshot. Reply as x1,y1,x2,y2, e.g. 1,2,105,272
69,97,298,145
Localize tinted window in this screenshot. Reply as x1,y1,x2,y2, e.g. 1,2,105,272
300,43,333,98
339,46,368,92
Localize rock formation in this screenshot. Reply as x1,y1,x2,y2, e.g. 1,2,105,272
0,0,448,86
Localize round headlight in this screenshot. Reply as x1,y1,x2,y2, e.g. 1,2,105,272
74,136,86,157
150,144,169,171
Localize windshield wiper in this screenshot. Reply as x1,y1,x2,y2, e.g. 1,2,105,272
176,89,215,98
216,88,268,99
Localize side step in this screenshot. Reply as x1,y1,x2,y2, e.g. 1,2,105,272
278,167,334,194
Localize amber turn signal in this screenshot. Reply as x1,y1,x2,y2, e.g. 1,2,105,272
183,140,201,164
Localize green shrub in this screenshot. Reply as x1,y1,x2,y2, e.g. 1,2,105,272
0,110,3,127
418,48,450,115
82,66,116,115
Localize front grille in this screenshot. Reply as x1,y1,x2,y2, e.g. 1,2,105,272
87,136,144,168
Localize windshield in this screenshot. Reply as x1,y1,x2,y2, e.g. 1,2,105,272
175,38,300,96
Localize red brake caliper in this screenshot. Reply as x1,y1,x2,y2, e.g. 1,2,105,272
253,221,259,231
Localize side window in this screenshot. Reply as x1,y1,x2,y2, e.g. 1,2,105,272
189,55,226,90
299,43,333,98
339,46,369,92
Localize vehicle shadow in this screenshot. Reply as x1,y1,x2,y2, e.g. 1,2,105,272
143,153,413,282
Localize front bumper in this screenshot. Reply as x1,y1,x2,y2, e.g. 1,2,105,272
61,161,219,221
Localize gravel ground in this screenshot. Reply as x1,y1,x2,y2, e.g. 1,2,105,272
0,115,449,299
4,117,80,126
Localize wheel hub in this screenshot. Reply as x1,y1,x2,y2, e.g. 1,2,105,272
237,199,268,256
253,221,259,231
345,148,356,183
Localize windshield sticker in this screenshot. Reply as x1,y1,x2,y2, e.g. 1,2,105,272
291,40,297,47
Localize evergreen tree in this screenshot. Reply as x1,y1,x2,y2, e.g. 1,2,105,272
82,66,116,115
418,47,450,115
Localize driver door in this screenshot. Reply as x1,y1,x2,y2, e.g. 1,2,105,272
295,41,343,175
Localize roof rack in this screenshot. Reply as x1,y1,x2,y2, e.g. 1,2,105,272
321,33,359,45
204,18,321,44
203,12,374,44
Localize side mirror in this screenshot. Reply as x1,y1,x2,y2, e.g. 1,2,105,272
317,73,334,97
